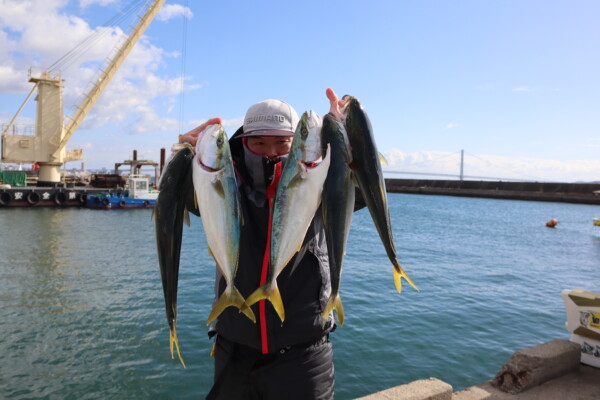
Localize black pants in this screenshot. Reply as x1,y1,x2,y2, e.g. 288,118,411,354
207,335,334,400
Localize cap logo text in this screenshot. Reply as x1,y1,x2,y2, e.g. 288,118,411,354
245,114,286,124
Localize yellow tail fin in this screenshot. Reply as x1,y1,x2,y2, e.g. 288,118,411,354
392,264,419,293
245,283,285,322
206,286,256,326
321,295,344,328
169,325,186,368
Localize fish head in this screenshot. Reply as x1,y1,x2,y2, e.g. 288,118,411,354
340,96,359,118
342,96,374,137
322,113,352,162
291,110,323,163
195,124,230,171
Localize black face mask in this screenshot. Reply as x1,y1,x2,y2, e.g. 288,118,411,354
242,145,288,190
238,144,288,208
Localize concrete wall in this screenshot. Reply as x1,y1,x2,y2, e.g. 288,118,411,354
385,179,600,205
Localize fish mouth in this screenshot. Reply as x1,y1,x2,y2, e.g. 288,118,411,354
197,158,221,173
303,160,321,168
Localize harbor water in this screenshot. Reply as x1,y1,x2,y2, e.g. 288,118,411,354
1,193,599,399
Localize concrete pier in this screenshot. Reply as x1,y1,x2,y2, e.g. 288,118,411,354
385,179,600,205
356,339,600,400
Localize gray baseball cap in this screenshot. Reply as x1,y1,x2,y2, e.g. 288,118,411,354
239,99,299,137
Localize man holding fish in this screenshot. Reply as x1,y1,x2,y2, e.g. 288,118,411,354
156,88,417,399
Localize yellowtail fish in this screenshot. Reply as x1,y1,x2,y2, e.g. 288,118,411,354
320,114,354,327
155,144,195,368
342,97,418,293
244,111,331,322
191,124,256,325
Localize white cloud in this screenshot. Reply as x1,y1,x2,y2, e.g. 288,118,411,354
513,86,538,92
79,0,118,8
0,0,202,141
445,123,458,129
382,149,600,183
157,4,193,21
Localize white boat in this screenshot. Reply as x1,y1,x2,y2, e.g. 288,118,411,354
127,174,159,201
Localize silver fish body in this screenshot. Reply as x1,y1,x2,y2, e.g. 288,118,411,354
343,97,418,293
244,110,331,322
192,124,255,325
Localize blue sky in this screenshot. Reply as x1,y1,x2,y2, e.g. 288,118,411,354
1,0,599,181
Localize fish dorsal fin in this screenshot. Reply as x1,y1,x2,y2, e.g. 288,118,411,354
378,152,389,166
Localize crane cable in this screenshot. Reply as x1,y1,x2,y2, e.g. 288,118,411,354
48,0,148,74
178,0,190,136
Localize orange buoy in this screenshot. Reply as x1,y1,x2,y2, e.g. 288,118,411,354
546,218,558,228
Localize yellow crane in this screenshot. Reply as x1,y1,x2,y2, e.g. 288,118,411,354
1,0,166,185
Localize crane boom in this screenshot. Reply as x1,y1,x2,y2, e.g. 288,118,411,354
57,0,167,155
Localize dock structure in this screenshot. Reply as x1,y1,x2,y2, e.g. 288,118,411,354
385,179,600,205
358,339,600,400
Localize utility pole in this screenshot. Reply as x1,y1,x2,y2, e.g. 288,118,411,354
460,149,464,181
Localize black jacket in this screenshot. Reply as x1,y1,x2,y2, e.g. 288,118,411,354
210,128,335,353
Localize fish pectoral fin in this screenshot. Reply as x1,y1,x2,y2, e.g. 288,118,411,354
169,324,186,368
287,164,307,189
211,174,225,199
183,207,191,227
207,247,216,261
321,295,344,328
206,287,256,326
392,264,419,293
245,283,285,322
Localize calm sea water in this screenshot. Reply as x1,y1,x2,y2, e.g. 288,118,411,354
1,193,599,399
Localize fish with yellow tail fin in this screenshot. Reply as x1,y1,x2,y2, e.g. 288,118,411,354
320,114,354,327
155,143,195,368
342,96,418,293
192,124,256,326
243,111,331,322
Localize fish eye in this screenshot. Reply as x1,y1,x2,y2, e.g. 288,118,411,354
217,138,223,146
301,127,308,136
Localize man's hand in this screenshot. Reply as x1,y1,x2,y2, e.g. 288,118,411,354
178,117,223,147
326,88,350,122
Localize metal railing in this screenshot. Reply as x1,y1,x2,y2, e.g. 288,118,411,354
1,124,36,136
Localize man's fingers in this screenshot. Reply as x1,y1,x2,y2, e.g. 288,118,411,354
326,88,343,121
184,117,223,137
184,117,223,138
179,117,223,146
205,117,223,126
